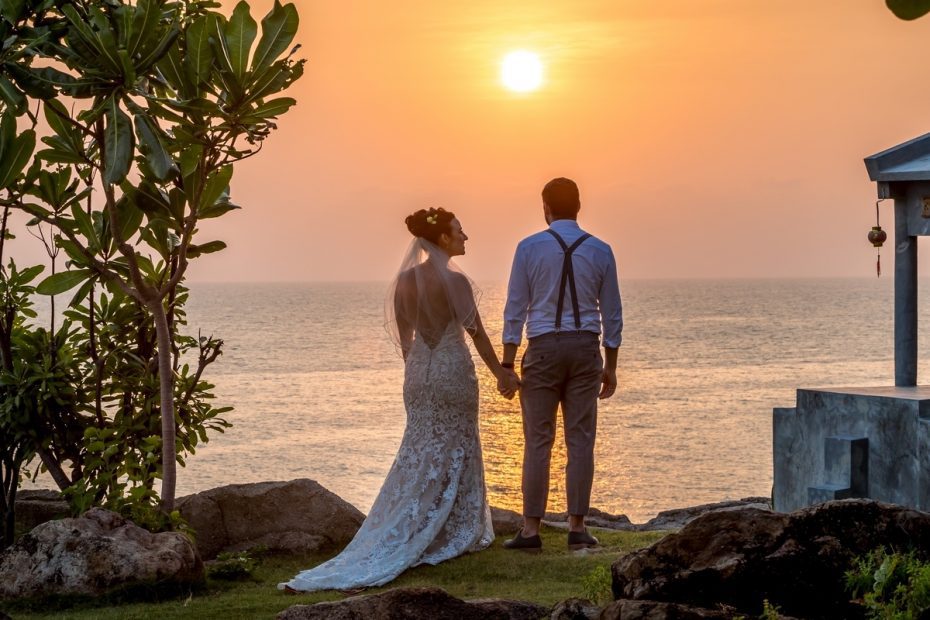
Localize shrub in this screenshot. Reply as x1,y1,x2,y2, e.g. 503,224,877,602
846,548,930,619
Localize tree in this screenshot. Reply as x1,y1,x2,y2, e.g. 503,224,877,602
0,0,303,512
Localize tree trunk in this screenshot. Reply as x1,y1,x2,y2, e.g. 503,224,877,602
149,298,177,512
37,446,70,491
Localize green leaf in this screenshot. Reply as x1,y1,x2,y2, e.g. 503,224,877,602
136,23,180,73
87,5,123,75
15,264,44,284
68,278,95,307
186,14,216,86
70,203,98,247
133,113,173,181
198,200,240,219
43,99,74,142
249,96,295,119
127,0,159,59
251,1,299,73
4,62,56,99
0,129,34,188
115,196,143,243
187,240,226,258
103,98,134,184
0,108,12,160
211,15,235,81
61,4,118,73
887,0,930,20
18,202,51,220
198,164,232,213
155,40,190,97
0,0,25,24
36,148,86,164
36,269,93,296
225,1,257,79
0,75,26,115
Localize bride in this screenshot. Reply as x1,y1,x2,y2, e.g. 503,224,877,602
279,207,521,593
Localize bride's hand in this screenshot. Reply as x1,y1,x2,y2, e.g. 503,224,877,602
497,368,520,400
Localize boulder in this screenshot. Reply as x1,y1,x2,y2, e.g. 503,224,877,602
277,586,548,619
600,599,735,619
491,506,523,536
545,508,634,531
0,508,202,600
550,597,601,619
176,479,364,560
612,499,930,618
13,489,69,533
638,497,771,531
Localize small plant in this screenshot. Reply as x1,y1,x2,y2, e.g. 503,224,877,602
760,599,781,619
207,548,263,581
846,548,930,619
580,564,612,605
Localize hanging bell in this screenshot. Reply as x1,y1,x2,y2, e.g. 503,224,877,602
868,225,887,247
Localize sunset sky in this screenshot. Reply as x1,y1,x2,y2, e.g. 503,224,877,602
11,0,930,282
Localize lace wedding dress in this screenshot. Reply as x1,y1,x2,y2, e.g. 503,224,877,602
278,324,494,592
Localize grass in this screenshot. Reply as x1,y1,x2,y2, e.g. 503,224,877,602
1,527,667,620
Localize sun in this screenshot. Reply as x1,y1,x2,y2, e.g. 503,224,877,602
500,50,543,93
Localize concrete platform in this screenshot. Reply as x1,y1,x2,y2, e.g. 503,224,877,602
773,386,930,512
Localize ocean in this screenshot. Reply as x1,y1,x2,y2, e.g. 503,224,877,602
24,277,916,523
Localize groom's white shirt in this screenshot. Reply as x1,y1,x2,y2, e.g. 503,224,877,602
503,219,623,348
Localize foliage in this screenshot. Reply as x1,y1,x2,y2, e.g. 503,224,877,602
207,547,266,581
0,0,303,519
846,548,930,619
58,284,231,526
580,563,612,605
887,0,930,20
0,259,47,549
760,599,781,620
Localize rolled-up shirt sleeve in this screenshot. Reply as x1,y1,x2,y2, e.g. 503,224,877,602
503,244,529,345
599,247,623,348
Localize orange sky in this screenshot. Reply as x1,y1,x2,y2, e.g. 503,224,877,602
10,1,930,281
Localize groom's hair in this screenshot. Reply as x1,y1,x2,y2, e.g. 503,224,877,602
542,177,580,220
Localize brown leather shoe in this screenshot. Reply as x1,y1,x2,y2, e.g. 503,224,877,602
503,531,542,553
567,529,599,550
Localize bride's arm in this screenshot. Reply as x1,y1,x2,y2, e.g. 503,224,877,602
394,275,415,360
467,310,520,399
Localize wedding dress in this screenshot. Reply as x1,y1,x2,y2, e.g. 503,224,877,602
278,321,494,592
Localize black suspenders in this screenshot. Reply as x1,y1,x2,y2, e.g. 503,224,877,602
546,229,591,331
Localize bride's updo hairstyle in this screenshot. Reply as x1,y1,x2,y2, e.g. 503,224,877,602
405,208,455,245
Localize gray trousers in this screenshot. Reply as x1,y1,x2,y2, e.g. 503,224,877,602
519,331,602,518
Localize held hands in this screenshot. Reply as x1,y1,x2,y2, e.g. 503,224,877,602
598,368,618,400
497,368,521,400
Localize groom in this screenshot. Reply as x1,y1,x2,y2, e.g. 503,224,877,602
500,177,622,551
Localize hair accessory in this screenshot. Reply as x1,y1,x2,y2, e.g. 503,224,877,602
426,214,438,225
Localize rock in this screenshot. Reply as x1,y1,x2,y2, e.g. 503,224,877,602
491,506,523,536
600,599,735,619
545,508,634,531
492,506,636,534
176,479,364,560
12,489,69,534
0,507,202,600
638,497,771,531
550,597,601,619
612,499,930,618
277,586,548,619
468,596,552,619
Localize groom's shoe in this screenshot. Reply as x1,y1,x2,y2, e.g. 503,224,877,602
503,530,542,553
567,529,599,551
